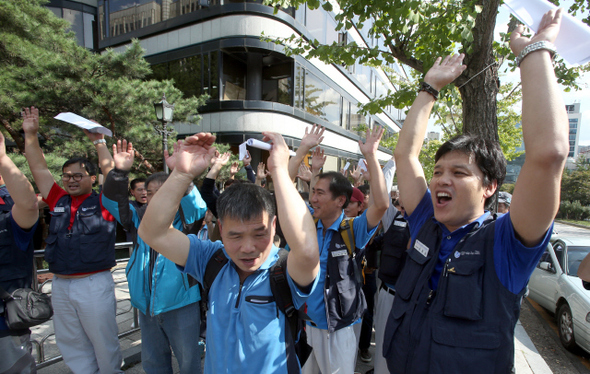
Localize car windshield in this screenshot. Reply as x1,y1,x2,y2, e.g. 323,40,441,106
567,246,590,276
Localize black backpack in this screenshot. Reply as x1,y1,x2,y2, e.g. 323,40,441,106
201,248,312,372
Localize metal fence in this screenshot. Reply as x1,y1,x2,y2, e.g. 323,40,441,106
32,242,140,369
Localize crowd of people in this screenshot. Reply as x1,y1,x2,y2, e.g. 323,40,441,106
0,8,570,374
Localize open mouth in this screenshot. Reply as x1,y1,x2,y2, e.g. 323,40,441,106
436,192,452,205
241,258,257,267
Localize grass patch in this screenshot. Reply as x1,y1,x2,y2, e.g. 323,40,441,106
558,219,590,228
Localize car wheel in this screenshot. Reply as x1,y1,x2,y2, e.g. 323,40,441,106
557,303,578,351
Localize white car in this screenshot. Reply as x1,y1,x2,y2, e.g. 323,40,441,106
527,236,590,354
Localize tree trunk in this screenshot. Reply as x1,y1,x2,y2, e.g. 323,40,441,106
457,0,501,142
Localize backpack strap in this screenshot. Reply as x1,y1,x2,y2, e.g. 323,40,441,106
200,248,228,310
269,248,312,372
339,217,355,258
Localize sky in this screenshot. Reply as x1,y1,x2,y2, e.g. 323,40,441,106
428,2,590,145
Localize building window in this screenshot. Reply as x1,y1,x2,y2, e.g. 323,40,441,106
51,7,95,49
294,64,304,109
304,71,341,126
222,53,247,100
262,61,293,105
350,102,368,130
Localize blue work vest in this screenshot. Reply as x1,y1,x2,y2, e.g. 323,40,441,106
383,217,523,374
378,211,410,286
0,197,33,292
324,230,366,332
44,192,116,275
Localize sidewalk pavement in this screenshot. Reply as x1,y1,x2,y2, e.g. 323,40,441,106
35,265,553,374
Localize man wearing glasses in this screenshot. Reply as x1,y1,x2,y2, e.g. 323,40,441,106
22,107,122,374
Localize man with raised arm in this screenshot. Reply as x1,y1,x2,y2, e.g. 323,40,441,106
138,132,319,373
0,131,40,373
383,9,569,374
22,107,122,374
302,126,389,374
102,139,206,374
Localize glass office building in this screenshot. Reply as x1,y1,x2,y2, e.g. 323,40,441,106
47,0,403,167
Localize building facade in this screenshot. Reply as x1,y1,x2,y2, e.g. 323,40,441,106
566,103,582,159
47,0,401,169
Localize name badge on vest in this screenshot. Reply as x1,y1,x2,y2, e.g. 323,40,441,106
414,239,429,257
331,249,348,258
54,207,65,213
393,220,407,227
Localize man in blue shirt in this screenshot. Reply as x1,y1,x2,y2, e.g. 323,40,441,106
299,127,389,374
0,130,39,373
139,131,320,373
383,9,569,373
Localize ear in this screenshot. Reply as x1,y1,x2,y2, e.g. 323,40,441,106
483,180,498,200
91,175,97,185
336,195,347,209
217,220,223,236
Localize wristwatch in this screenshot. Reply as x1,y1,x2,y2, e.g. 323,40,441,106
419,82,439,100
93,139,106,145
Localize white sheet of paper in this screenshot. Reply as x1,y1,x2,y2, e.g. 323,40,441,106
343,161,351,172
358,159,368,172
245,138,296,157
503,0,590,65
239,142,248,160
54,113,113,137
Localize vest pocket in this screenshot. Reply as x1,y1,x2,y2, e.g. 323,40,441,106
395,247,430,301
335,278,360,317
44,234,58,263
443,259,484,320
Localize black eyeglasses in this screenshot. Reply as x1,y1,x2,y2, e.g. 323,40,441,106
61,173,88,182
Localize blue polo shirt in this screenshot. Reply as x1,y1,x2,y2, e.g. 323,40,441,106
306,209,378,329
178,236,318,374
406,190,552,294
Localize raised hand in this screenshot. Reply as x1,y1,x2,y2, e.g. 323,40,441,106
256,162,269,180
262,132,290,174
510,8,562,57
21,107,39,135
359,126,385,158
243,150,252,167
211,151,231,167
360,160,371,182
174,132,217,178
310,146,326,173
300,124,325,150
350,164,362,183
229,161,240,177
297,163,312,182
423,54,466,91
112,139,134,171
83,127,104,143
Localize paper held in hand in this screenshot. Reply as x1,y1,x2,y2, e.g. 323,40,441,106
54,113,113,137
239,139,296,160
503,0,590,66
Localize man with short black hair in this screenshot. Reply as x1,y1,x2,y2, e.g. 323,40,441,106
302,127,389,374
139,131,320,373
22,107,122,374
129,177,147,208
384,10,569,373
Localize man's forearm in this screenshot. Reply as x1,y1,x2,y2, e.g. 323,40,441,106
141,170,191,236
96,142,114,177
288,147,309,181
0,156,37,211
366,155,388,210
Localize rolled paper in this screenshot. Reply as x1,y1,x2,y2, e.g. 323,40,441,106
245,138,296,157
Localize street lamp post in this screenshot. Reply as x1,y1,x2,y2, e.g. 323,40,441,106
153,94,175,174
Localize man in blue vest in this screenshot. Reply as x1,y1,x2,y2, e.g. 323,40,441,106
299,127,390,374
102,139,206,374
0,131,39,373
383,9,568,373
138,131,320,373
22,107,122,373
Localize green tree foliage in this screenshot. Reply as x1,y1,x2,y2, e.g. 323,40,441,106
0,0,207,178
561,163,590,206
264,0,589,142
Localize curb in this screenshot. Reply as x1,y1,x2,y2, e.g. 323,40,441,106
555,220,590,231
